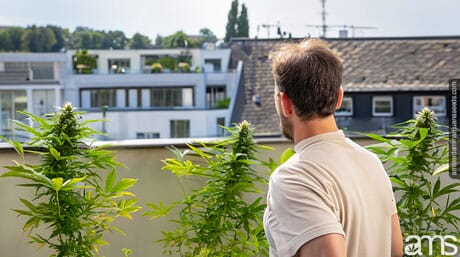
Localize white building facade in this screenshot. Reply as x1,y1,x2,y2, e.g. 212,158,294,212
0,53,66,140
0,47,241,140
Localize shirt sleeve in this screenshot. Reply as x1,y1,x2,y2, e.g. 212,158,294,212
266,160,345,257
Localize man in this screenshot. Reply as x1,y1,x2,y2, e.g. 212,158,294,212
263,39,403,257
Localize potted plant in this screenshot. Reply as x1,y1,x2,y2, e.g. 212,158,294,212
151,62,163,73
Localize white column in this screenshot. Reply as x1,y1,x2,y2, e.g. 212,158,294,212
55,87,62,108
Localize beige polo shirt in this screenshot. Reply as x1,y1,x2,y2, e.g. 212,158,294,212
264,130,397,257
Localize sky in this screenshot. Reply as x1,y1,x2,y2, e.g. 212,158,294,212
0,0,458,40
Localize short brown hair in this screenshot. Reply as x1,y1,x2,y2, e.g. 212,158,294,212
269,39,343,120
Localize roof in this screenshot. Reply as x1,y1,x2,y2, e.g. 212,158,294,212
229,36,460,136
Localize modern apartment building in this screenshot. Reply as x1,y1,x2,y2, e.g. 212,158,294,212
0,46,242,140
0,53,65,140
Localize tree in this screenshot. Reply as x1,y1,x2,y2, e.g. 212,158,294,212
104,30,128,49
46,25,70,52
236,3,249,37
225,0,239,42
21,25,57,52
128,33,152,49
199,28,218,43
0,27,24,51
0,30,12,51
154,34,163,48
161,31,197,48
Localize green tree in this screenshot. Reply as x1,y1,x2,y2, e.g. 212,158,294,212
21,26,57,52
154,34,163,48
161,31,197,48
0,27,24,51
47,25,70,52
8,27,25,51
199,27,218,44
104,30,128,49
1,103,140,257
128,33,152,49
225,0,239,42
0,30,11,51
236,3,249,37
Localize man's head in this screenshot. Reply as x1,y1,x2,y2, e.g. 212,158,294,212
269,39,343,139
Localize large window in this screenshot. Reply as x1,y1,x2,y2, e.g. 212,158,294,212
0,90,27,135
170,120,190,138
151,87,193,107
108,59,130,74
206,86,226,109
372,96,393,117
81,87,194,109
335,97,353,116
81,89,116,108
413,96,446,116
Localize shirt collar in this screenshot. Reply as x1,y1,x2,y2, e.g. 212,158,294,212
294,130,345,153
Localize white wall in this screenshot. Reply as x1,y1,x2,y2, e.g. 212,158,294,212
82,109,230,139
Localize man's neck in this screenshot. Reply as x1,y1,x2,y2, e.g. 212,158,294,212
293,115,339,145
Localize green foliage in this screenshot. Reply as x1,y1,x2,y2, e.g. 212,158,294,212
151,63,163,73
366,108,460,256
199,28,218,44
213,97,231,109
225,0,249,41
178,62,191,73
128,33,152,49
1,103,141,257
225,0,239,42
236,4,249,37
73,49,97,74
161,31,198,49
158,56,177,71
145,121,271,257
21,25,57,52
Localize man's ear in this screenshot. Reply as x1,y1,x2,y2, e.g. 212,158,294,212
280,92,294,117
335,86,344,110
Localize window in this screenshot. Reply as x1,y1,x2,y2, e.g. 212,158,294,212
372,96,393,117
108,59,130,74
335,97,353,116
413,96,446,116
81,89,116,108
170,120,190,138
206,86,226,109
33,89,55,116
0,90,27,135
204,59,221,72
217,117,225,136
136,132,160,139
30,62,54,80
151,87,194,107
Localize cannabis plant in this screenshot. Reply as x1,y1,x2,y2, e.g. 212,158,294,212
1,103,140,257
145,121,271,257
366,108,460,256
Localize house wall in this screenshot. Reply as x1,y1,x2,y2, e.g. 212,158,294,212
82,109,230,139
338,90,452,134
